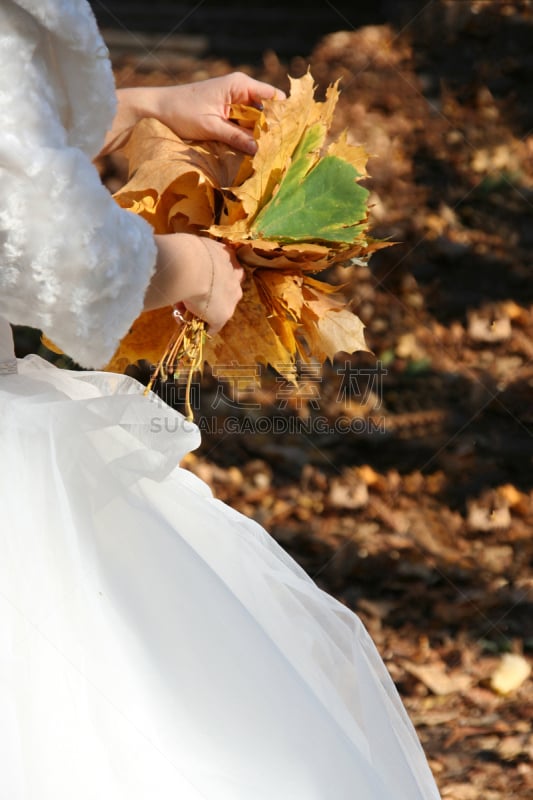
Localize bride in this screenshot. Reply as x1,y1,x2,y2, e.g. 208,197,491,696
0,1,441,797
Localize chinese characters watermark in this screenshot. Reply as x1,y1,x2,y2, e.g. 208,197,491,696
150,360,388,435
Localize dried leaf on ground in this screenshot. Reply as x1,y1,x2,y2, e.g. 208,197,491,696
403,660,472,696
489,654,531,695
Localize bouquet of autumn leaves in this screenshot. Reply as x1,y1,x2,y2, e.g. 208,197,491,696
106,72,386,404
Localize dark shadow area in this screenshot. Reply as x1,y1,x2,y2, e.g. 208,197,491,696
405,0,533,139
91,2,363,60
89,0,433,61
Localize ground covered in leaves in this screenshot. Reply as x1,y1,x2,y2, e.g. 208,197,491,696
37,2,533,797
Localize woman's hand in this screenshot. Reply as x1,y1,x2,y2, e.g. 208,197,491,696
144,233,244,335
102,72,285,156
102,73,277,330
148,73,285,154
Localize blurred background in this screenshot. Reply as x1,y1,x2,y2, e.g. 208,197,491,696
27,2,533,795
90,1,444,62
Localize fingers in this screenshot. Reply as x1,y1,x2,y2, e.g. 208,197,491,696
212,118,258,155
189,285,242,335
208,72,287,154
208,266,244,334
228,72,286,106
153,74,285,149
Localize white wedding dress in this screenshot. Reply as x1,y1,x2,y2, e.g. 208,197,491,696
0,1,441,798
0,321,440,799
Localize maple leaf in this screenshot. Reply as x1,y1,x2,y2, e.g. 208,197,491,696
114,117,249,234
249,125,369,244
299,276,367,361
46,72,387,391
209,73,344,242
104,306,176,375
204,272,296,378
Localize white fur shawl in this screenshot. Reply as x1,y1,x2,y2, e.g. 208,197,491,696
0,0,156,367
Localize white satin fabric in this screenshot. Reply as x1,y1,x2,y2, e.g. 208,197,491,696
0,348,441,799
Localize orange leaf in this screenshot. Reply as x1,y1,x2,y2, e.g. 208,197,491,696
104,306,176,374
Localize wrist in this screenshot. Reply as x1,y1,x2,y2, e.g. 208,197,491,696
120,86,171,127
100,88,146,155
116,87,156,126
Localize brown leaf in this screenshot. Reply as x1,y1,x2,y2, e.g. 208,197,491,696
403,660,472,696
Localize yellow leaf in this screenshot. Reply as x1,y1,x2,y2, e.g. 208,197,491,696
166,173,214,233
314,309,368,362
327,130,369,178
115,117,249,232
121,117,246,193
254,270,304,354
298,277,368,362
255,270,304,320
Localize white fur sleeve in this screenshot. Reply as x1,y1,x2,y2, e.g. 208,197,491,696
0,144,157,369
0,2,157,368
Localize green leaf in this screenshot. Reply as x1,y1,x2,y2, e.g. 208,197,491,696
251,126,369,244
